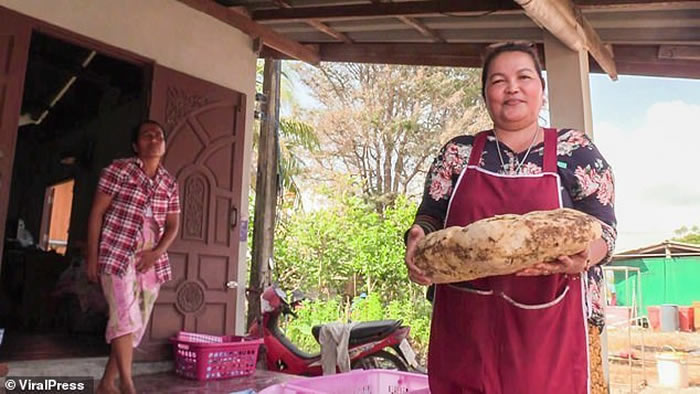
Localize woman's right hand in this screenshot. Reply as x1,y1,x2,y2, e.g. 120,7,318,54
86,256,98,283
404,225,432,285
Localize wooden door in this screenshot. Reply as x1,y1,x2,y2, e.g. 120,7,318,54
0,11,30,262
143,65,246,357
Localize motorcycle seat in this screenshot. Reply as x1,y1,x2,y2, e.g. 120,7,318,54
312,319,402,345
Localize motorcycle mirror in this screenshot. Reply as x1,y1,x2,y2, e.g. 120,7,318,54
274,287,287,303
290,289,306,304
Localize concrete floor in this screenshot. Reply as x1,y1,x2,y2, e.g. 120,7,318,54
4,356,172,379
0,357,300,393
130,370,300,393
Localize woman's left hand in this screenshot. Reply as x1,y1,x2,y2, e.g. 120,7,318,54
516,246,591,276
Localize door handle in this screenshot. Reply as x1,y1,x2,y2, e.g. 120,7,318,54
231,206,238,229
226,281,238,289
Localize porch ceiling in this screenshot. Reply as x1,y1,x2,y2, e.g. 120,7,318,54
208,0,700,79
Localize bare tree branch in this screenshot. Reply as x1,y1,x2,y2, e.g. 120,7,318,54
294,62,487,211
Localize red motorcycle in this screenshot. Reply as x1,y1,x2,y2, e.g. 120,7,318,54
248,285,422,376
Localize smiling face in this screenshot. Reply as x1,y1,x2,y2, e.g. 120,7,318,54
133,122,166,160
484,51,545,132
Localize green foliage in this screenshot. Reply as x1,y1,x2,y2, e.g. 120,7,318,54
350,293,384,322
280,298,342,354
675,233,700,245
277,118,320,208
673,225,700,245
385,299,432,362
279,294,432,358
252,60,319,209
273,194,419,300
272,194,432,359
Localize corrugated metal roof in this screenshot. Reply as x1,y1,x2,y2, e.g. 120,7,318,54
211,0,700,78
614,241,700,259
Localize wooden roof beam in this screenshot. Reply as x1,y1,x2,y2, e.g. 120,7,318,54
177,0,320,64
306,20,354,43
252,1,522,22
260,42,700,79
658,45,700,60
514,0,618,80
397,15,446,43
262,43,489,67
369,0,446,43
575,0,700,10
253,1,700,23
273,0,353,44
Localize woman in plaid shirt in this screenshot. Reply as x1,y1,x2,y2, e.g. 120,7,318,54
87,120,180,394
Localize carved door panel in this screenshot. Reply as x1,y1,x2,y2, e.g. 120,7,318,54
142,65,245,358
0,10,30,261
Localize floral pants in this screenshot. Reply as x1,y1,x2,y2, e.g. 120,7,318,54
101,216,161,347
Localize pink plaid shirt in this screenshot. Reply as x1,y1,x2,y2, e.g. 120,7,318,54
97,157,180,283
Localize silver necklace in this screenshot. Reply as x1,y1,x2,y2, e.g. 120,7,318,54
494,128,540,174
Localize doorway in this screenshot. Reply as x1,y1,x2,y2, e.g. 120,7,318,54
40,179,75,255
0,31,148,361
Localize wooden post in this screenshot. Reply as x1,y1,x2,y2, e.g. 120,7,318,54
247,58,281,331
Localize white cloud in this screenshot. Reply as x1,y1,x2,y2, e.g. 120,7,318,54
594,100,700,251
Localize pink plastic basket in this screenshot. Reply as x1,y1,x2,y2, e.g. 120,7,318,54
170,331,263,381
259,369,430,394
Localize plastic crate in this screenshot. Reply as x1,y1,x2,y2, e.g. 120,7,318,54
259,369,430,394
170,331,263,381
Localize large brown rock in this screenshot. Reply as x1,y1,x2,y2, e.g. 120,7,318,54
414,208,602,284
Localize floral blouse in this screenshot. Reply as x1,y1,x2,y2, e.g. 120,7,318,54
414,128,617,328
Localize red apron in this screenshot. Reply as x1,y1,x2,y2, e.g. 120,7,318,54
427,129,590,394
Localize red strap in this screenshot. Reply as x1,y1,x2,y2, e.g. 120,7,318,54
468,131,488,167
543,128,558,173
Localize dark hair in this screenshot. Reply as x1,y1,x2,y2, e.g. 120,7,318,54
131,119,166,146
480,42,545,99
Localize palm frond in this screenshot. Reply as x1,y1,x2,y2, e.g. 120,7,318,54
280,118,320,151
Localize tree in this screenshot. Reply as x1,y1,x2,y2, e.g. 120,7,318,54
295,63,490,211
674,225,700,245
273,193,423,302
269,193,434,359
252,60,319,208
247,60,319,329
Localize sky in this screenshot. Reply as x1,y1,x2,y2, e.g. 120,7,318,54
588,74,700,252
289,65,700,252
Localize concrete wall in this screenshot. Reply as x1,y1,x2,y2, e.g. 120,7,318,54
0,0,256,334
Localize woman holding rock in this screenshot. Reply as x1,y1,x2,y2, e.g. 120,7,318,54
404,43,616,393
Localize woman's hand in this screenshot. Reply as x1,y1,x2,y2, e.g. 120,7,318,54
86,256,99,283
136,250,161,273
404,225,433,285
516,245,591,276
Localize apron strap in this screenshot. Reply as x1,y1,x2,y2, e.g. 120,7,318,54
468,131,489,167
543,128,558,173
